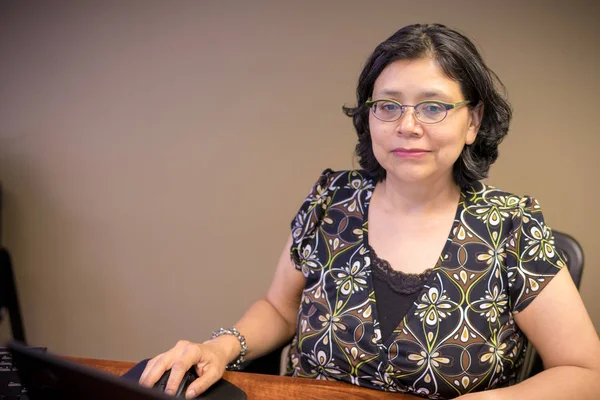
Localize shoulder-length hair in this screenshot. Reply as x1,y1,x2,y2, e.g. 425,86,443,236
343,23,512,187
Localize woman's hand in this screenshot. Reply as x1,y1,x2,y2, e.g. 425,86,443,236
138,234,304,398
138,338,234,399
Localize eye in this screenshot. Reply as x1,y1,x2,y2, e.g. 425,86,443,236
378,101,401,113
370,100,403,121
419,102,446,115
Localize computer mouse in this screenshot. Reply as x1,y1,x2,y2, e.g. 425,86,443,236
154,367,199,398
151,366,247,399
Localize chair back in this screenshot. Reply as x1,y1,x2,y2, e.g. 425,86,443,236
553,231,584,288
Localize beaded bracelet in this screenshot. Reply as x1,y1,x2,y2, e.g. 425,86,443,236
211,327,247,371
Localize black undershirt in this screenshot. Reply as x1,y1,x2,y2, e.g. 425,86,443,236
369,246,432,342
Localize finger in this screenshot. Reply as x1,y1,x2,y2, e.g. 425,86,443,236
184,368,222,399
140,356,170,387
194,363,205,378
139,355,165,386
164,342,203,394
138,357,158,386
164,360,191,395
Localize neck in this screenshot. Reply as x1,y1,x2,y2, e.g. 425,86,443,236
375,172,461,216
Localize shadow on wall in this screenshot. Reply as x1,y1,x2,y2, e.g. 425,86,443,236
0,146,135,354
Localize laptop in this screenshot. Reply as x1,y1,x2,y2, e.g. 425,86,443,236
7,341,246,400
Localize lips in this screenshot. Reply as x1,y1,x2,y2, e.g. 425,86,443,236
391,148,431,158
392,148,429,153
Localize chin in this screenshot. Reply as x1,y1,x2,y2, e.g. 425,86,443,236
384,164,452,186
385,168,431,184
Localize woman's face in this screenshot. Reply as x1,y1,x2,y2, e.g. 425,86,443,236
369,57,482,186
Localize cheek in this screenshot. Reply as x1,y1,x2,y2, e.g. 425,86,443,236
368,116,392,144
368,113,378,137
434,130,469,161
368,122,388,156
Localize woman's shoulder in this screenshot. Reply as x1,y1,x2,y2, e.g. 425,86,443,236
310,168,376,193
464,181,540,212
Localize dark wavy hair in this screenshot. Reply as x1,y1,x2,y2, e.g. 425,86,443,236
343,23,512,187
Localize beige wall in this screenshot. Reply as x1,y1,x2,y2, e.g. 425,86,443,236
0,0,598,360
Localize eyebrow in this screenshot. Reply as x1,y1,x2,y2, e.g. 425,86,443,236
377,89,451,100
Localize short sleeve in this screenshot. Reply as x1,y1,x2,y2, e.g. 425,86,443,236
507,196,566,313
289,169,334,274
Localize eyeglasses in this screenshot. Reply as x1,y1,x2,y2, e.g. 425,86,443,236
365,98,471,124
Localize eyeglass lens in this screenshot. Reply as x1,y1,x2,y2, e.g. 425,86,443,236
371,101,448,123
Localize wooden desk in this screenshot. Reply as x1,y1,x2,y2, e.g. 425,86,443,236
68,357,421,400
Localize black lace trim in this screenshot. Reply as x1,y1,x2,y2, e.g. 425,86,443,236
369,245,432,295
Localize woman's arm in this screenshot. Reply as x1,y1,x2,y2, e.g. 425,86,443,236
140,234,305,397
206,233,305,362
459,268,600,400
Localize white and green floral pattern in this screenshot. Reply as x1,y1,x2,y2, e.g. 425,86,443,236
288,170,564,399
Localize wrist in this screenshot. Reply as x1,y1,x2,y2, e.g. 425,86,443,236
203,334,240,365
210,327,248,370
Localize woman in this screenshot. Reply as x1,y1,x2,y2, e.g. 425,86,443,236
139,24,600,399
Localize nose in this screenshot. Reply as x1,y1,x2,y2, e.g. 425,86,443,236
395,106,423,137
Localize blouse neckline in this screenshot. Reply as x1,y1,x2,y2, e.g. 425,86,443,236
361,178,466,348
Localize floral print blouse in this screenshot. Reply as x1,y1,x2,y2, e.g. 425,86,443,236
288,169,564,399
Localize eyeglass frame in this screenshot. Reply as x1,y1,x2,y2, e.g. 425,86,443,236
365,98,471,124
